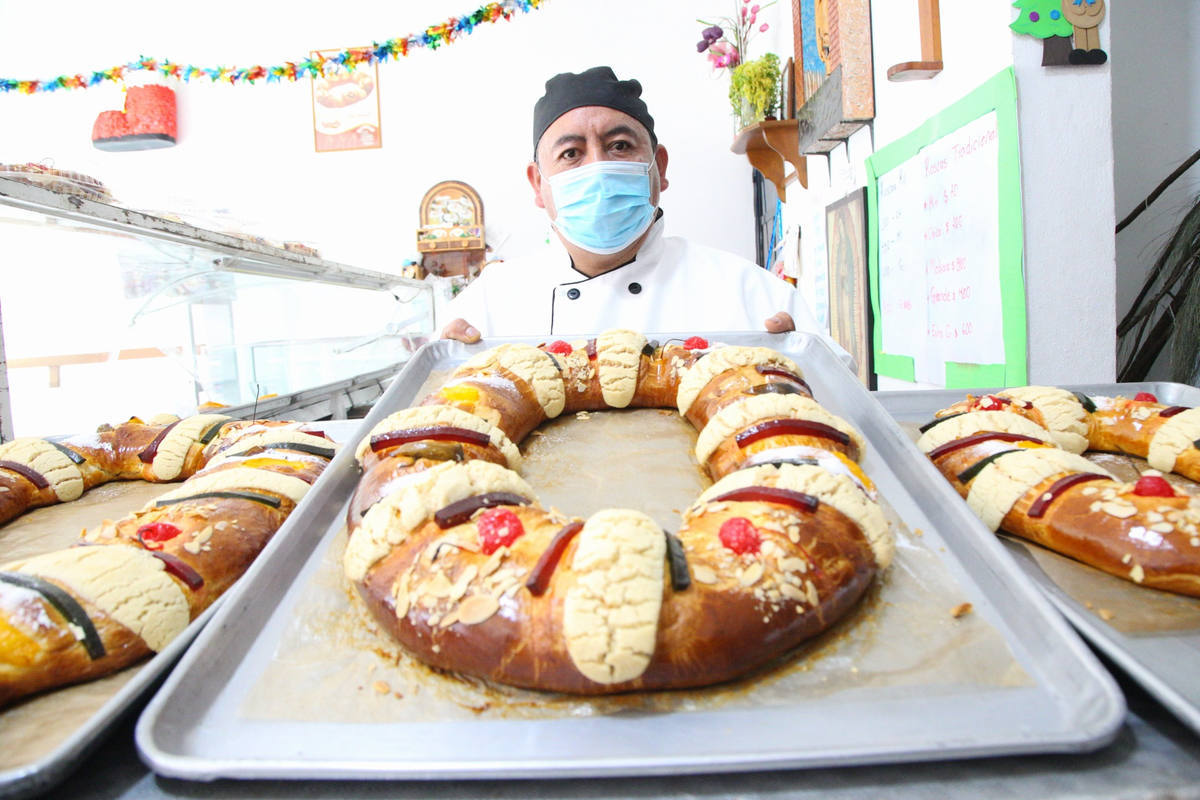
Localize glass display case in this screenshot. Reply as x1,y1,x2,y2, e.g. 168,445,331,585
0,176,436,439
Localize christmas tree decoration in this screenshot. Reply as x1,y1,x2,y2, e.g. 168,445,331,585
1010,0,1107,66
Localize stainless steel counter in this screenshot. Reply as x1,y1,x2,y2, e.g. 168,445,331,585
50,667,1200,800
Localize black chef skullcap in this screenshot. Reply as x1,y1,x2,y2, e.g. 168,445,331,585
532,66,656,156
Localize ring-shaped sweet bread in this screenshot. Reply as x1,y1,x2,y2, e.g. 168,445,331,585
916,387,1200,597
346,330,894,694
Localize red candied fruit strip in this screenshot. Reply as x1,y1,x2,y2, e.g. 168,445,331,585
1159,406,1190,419
1027,473,1109,518
735,418,851,449
711,485,820,513
683,336,709,350
1133,475,1175,498
755,363,809,385
719,517,761,554
477,507,525,555
137,521,182,550
1134,392,1158,403
138,420,180,463
370,425,490,453
0,460,49,489
151,551,205,590
545,340,572,355
525,521,584,596
926,431,1046,462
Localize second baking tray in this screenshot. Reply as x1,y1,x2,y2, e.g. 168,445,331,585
876,382,1200,737
136,333,1124,780
0,420,365,799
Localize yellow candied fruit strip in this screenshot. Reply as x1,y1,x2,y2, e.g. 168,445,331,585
440,384,480,404
228,456,313,471
830,451,875,493
0,615,44,668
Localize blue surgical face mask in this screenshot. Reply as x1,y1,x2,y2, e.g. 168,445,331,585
545,160,656,255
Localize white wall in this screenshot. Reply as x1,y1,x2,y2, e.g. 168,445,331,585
1110,0,1200,381
0,1,758,270
0,1,1134,397
773,0,1117,388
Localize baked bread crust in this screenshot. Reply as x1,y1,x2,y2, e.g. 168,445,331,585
0,418,336,707
346,333,893,693
920,389,1200,597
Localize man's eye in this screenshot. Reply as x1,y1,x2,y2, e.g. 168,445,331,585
559,148,580,160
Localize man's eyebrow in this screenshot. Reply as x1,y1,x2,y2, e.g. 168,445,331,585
601,124,642,142
548,124,646,154
548,133,586,153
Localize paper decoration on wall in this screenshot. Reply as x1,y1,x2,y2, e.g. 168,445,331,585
865,68,1027,388
311,49,381,152
91,85,177,151
793,0,875,155
0,0,547,94
1011,0,1107,66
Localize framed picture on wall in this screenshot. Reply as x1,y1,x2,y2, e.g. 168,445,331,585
825,187,874,388
311,48,382,153
781,57,796,120
793,0,875,154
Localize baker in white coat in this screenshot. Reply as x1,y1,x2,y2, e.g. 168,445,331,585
441,66,848,364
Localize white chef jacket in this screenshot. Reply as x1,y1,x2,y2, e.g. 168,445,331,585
446,215,852,366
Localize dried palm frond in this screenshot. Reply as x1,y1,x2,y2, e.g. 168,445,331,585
1116,194,1200,383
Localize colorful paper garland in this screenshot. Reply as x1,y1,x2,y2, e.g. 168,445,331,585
0,0,546,94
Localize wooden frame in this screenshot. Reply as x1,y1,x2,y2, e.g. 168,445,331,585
793,0,875,154
887,0,944,81
311,48,382,153
781,57,796,120
825,187,874,388
416,180,485,254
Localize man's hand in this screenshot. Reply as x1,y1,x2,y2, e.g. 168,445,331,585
764,311,795,333
440,318,482,343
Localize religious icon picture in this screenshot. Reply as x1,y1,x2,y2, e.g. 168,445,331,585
825,187,873,388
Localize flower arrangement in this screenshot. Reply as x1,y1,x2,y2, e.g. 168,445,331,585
696,0,777,71
728,52,780,125
697,1,780,128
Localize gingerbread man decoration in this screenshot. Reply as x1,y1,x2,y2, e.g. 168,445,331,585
1063,0,1107,65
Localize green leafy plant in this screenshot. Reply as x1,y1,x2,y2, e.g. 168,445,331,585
728,52,780,125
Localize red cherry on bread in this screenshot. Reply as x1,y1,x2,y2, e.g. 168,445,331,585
1134,392,1158,403
683,336,709,350
137,521,182,550
545,340,572,355
477,507,525,554
719,517,762,554
1132,475,1175,497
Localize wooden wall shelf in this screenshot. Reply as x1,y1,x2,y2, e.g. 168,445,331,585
731,120,808,201
887,0,943,82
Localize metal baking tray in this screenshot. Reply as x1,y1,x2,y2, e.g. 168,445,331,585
0,420,364,800
136,333,1124,781
875,382,1200,737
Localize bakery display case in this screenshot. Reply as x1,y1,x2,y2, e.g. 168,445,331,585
0,176,436,440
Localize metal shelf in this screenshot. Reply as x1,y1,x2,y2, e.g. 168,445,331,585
0,177,437,440
0,176,427,293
